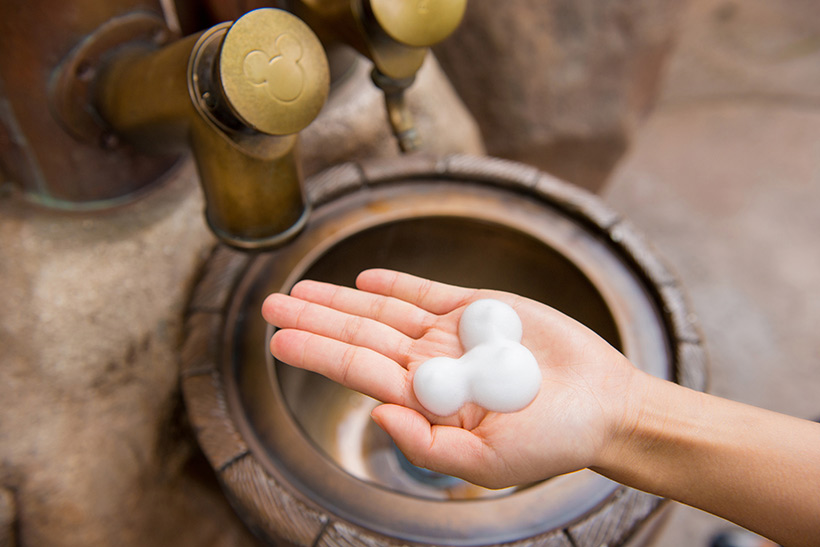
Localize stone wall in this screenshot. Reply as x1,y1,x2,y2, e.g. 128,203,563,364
435,0,685,191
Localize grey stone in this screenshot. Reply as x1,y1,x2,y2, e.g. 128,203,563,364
435,0,685,192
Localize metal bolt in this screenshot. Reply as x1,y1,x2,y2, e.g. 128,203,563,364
202,91,216,109
75,59,95,82
152,28,169,45
100,131,120,150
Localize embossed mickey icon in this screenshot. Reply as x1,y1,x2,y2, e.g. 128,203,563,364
413,299,542,416
243,33,304,102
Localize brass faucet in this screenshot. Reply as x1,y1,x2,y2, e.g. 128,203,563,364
288,0,467,152
93,8,329,249
23,2,466,242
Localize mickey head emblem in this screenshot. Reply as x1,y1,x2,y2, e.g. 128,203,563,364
242,33,304,102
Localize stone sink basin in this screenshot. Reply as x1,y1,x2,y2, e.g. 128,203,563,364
180,155,706,546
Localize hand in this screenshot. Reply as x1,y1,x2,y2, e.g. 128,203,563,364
261,269,640,489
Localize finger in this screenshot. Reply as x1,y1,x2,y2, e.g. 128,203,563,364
289,279,436,339
370,404,494,486
263,292,414,365
271,329,410,406
356,269,475,316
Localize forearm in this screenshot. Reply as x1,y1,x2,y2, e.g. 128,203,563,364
594,371,820,547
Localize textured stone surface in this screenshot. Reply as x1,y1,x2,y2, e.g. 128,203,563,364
0,163,256,546
435,0,685,192
658,0,820,108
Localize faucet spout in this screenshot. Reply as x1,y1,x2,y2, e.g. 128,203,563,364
189,119,308,248
371,70,419,153
93,8,329,249
291,0,467,153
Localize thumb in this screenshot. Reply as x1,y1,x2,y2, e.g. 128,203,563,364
371,404,491,485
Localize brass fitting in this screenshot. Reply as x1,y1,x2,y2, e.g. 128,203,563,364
94,8,329,249
291,0,467,152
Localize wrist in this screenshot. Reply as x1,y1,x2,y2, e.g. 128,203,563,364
592,368,675,478
591,367,713,499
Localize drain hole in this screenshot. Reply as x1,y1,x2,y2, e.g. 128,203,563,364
392,444,462,489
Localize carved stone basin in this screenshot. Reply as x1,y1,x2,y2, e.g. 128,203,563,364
181,155,706,546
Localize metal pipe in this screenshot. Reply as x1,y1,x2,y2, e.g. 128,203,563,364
371,70,419,153
95,33,198,153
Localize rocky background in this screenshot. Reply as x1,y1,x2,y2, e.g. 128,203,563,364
434,0,684,192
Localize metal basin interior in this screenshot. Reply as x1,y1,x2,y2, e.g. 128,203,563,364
224,182,672,543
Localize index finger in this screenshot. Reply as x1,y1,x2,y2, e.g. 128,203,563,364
270,328,412,407
355,269,475,316
288,279,436,340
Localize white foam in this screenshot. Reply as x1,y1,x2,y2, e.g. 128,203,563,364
413,299,542,416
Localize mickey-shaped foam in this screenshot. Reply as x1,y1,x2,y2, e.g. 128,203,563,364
413,299,542,416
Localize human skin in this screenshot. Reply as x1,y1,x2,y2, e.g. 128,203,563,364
261,269,820,547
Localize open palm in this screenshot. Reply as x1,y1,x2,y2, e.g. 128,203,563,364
262,269,638,489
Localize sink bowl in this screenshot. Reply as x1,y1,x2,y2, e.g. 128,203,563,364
181,155,706,546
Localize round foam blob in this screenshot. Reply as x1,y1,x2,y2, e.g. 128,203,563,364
458,298,523,351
